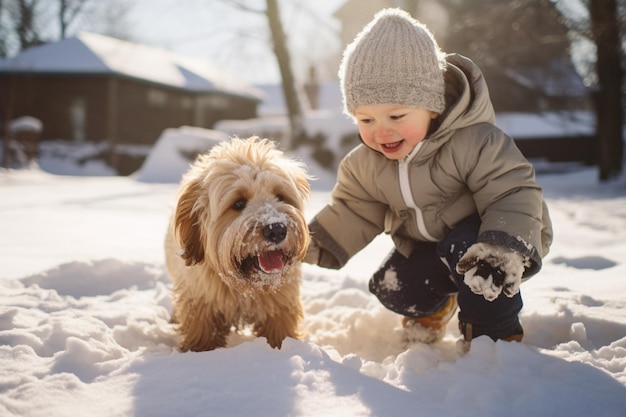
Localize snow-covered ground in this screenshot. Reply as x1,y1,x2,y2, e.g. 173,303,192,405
1,135,625,417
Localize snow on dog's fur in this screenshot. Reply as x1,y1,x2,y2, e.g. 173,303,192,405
165,137,311,352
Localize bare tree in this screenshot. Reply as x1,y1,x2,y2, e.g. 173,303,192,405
589,0,624,181
265,0,304,146
441,0,577,112
214,0,309,148
12,0,44,51
58,0,88,38
441,0,625,181
218,0,305,149
0,0,131,56
0,0,7,57
553,0,624,181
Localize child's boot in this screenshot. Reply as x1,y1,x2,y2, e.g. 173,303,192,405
457,318,524,352
402,294,457,344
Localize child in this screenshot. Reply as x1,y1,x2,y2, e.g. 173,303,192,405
305,8,553,346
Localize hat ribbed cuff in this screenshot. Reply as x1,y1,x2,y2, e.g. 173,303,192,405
344,81,445,115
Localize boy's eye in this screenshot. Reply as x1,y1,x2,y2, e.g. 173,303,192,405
390,114,406,121
359,118,373,124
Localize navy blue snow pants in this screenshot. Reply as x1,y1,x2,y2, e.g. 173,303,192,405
369,214,523,340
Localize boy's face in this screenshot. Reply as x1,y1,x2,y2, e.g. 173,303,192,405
354,104,437,160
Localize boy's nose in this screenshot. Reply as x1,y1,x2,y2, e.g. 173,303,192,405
375,124,393,138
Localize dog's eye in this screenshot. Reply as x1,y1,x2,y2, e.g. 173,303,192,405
276,194,284,202
232,198,247,211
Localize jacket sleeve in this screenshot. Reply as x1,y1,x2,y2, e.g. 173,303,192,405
308,152,388,269
457,127,551,278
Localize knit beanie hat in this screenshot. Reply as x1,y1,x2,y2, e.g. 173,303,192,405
339,8,446,116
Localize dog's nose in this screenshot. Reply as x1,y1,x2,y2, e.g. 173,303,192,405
263,223,287,243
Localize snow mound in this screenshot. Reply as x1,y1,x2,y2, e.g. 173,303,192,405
134,126,229,183
21,259,166,298
2,258,626,417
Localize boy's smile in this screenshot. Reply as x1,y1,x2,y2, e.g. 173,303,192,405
381,140,404,152
354,104,437,160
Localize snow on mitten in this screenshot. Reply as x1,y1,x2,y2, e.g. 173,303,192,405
456,242,526,302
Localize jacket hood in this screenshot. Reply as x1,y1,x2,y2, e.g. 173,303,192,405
413,54,496,163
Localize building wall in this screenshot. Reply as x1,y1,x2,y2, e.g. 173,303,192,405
1,73,259,145
196,94,258,129
0,73,111,142
115,77,196,144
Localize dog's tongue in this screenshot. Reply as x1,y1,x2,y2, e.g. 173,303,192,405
258,250,284,273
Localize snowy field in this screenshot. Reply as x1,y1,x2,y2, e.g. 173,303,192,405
1,138,626,416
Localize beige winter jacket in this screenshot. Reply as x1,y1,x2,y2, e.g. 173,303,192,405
308,54,553,278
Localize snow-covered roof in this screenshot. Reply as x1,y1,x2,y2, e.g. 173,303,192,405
504,58,589,98
0,32,264,101
496,111,594,139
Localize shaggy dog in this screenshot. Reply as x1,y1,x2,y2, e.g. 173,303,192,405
165,137,311,352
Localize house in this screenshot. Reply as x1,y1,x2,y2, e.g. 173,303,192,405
0,32,263,147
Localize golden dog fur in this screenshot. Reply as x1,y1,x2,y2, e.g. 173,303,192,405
165,137,310,352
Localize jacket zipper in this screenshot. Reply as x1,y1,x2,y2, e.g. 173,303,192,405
398,142,437,242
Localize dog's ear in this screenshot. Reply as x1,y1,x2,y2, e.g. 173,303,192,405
174,180,205,266
294,170,311,204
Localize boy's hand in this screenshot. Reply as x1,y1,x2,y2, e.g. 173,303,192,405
303,239,320,264
456,242,526,302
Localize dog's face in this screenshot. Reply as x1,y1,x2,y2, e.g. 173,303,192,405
173,137,310,294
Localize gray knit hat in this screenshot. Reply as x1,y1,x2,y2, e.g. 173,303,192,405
339,8,446,116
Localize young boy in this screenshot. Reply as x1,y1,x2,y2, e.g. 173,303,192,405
305,8,553,346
